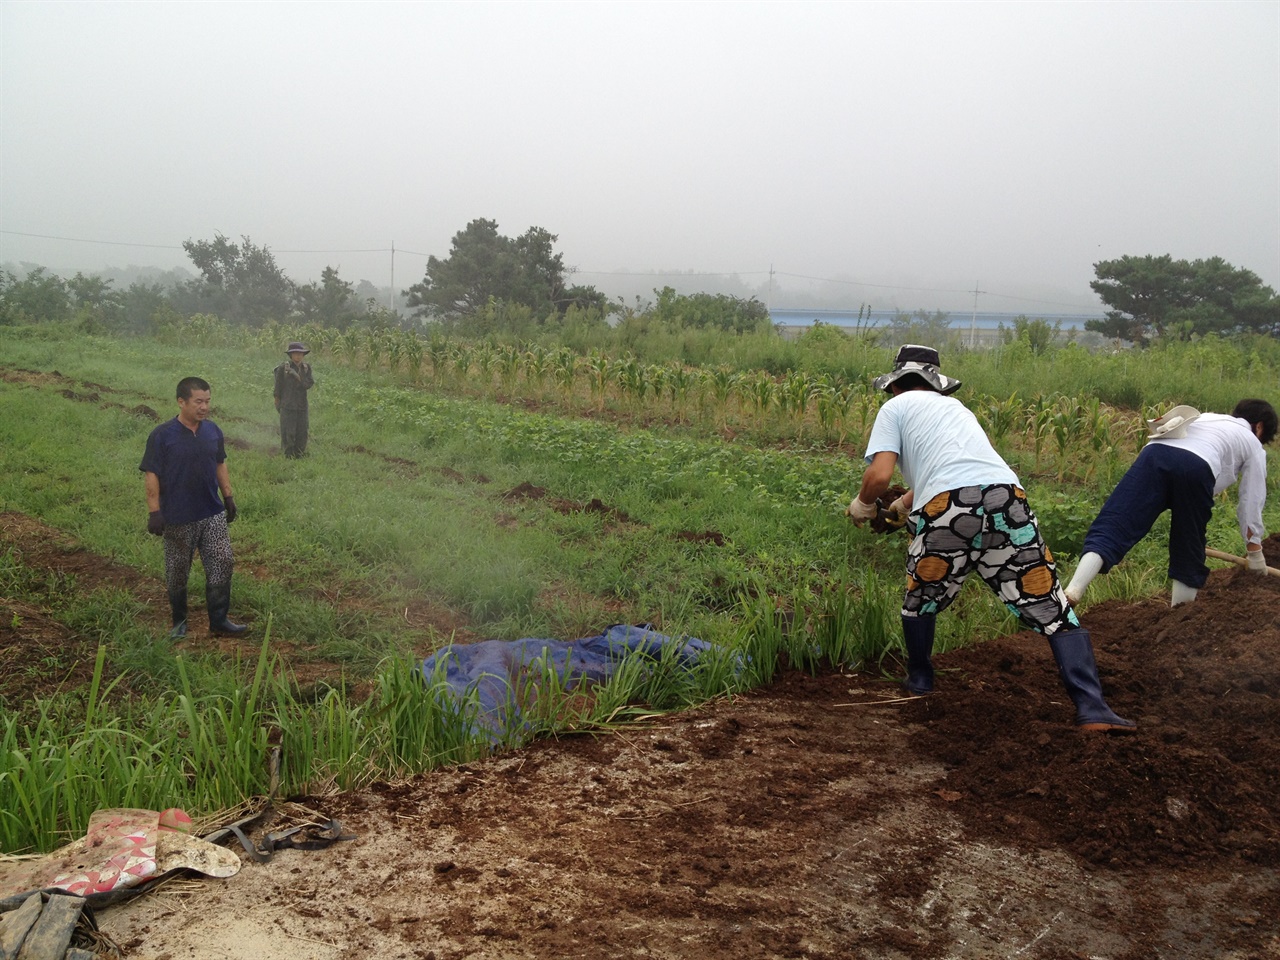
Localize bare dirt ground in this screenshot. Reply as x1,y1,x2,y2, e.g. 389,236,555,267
2,516,1278,959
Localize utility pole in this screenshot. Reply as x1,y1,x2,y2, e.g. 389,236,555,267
390,241,395,314
767,264,774,312
969,283,985,348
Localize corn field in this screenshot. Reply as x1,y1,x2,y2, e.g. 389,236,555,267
236,318,1157,484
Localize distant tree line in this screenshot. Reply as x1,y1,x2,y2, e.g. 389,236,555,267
0,219,775,340
0,238,396,334
3,236,1273,349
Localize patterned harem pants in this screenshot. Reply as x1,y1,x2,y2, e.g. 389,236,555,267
903,484,1079,636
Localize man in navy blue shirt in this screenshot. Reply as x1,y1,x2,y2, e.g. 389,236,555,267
140,376,248,638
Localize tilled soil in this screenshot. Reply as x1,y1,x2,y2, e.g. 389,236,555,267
2,516,1278,958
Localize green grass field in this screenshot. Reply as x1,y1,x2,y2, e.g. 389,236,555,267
1,323,1275,852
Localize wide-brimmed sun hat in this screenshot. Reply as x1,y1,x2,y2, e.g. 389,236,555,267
1147,404,1201,440
872,344,962,396
285,341,310,355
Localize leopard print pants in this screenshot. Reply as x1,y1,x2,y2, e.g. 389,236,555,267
163,512,234,594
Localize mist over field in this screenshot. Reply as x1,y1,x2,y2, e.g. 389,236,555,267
1,1,1276,315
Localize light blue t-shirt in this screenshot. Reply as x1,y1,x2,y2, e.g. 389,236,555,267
864,390,1019,508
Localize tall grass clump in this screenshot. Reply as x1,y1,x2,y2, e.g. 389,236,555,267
0,637,494,853
731,570,903,682
0,642,277,853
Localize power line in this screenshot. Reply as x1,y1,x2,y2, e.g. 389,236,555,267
573,269,771,278
978,288,1103,309
0,229,392,256
1,229,183,250
273,247,388,254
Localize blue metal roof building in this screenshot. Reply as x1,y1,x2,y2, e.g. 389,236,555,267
768,307,1103,331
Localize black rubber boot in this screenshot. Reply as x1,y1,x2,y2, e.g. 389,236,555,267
206,581,248,635
168,590,188,640
1047,628,1136,733
902,615,936,695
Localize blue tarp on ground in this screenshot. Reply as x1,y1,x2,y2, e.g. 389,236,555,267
420,623,713,743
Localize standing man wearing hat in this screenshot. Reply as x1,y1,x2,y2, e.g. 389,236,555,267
1065,399,1276,607
847,344,1134,733
274,342,315,459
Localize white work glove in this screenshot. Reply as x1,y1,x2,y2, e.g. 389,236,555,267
845,497,878,526
1246,549,1267,573
887,496,909,521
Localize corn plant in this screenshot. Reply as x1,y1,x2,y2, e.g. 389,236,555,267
473,341,498,394
1049,395,1088,482
812,376,840,441
851,388,881,448
404,334,425,384
496,343,522,397
336,329,361,367
177,313,227,347
552,347,579,405
740,371,776,425
832,381,865,447
449,341,473,384
584,350,614,412
305,324,335,356
615,354,651,411
978,392,1022,448
1080,396,1114,483
254,320,283,353
427,336,451,385
525,344,552,397
665,362,697,421
779,371,815,438
647,363,669,414
361,330,383,371
702,365,738,427
383,331,404,374
1024,394,1056,475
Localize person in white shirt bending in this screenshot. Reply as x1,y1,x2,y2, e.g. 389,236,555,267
1066,399,1276,607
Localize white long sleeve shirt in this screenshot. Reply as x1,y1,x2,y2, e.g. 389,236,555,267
1154,413,1268,546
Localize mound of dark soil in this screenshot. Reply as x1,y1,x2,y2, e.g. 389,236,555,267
906,535,1280,869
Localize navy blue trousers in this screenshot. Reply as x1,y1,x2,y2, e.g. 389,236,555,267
1082,443,1215,587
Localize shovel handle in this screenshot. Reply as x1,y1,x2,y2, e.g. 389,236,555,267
1205,548,1280,578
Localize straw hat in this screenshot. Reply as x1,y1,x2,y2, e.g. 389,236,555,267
1147,404,1201,440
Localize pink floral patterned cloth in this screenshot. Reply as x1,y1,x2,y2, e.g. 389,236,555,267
1,807,236,902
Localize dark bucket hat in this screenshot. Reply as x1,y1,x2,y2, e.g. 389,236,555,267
285,341,310,355
872,344,962,396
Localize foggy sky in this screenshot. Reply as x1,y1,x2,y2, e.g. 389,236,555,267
2,1,1277,314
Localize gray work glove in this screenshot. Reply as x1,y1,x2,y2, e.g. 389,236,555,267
845,497,878,526
1246,549,1267,573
